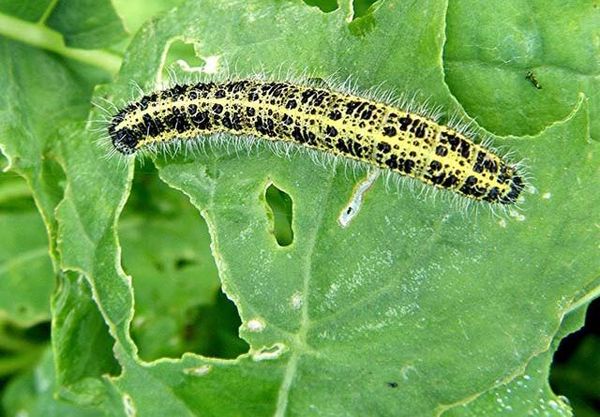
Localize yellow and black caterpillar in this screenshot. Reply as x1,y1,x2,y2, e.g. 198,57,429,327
108,79,524,204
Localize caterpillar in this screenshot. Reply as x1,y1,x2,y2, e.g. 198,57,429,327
108,79,524,204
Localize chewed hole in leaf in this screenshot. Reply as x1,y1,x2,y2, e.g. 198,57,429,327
302,0,379,21
159,38,204,86
120,162,242,361
183,290,248,359
264,182,294,247
0,321,50,378
0,154,38,212
15,321,51,344
549,298,600,414
347,0,380,36
352,0,379,19
302,0,338,13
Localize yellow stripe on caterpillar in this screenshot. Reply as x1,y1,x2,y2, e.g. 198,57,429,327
108,79,524,204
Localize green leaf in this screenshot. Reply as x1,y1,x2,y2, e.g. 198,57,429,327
45,0,128,49
444,0,600,141
0,209,53,326
0,37,111,259
52,271,121,406
112,0,184,34
0,167,54,326
2,347,120,417
442,303,589,417
0,9,119,410
0,0,52,22
0,0,598,416
50,0,599,415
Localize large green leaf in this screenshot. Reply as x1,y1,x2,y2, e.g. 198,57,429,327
0,0,598,416
0,0,126,411
0,39,109,262
51,270,121,407
55,0,599,416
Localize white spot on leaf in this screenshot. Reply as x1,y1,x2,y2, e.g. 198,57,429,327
122,394,136,417
247,318,265,332
184,364,212,377
252,343,286,361
291,292,303,310
509,209,526,221
401,365,417,380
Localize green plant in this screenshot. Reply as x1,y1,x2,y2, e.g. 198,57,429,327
0,0,598,416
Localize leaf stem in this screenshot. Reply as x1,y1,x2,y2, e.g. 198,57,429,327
566,279,600,314
0,12,122,75
38,0,59,25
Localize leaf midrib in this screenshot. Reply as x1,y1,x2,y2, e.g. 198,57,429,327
273,170,337,417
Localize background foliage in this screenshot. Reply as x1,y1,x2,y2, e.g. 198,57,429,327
0,0,598,416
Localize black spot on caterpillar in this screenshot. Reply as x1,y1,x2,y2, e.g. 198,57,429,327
108,79,525,205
